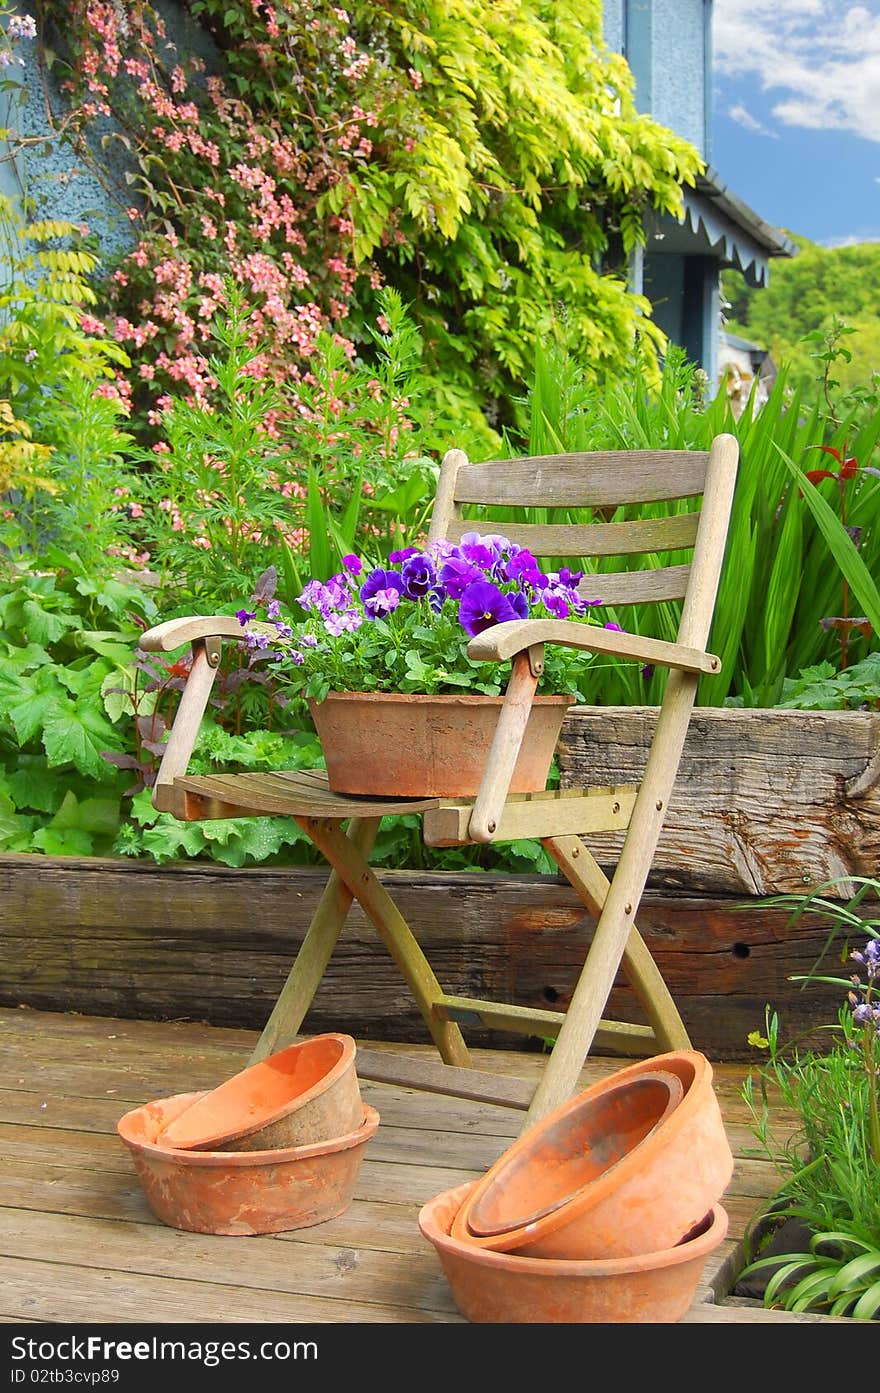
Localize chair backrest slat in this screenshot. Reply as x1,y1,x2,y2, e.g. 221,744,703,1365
453,451,709,508
443,512,700,559
428,440,737,616
578,564,691,607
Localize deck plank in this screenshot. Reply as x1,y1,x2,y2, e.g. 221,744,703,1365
0,1005,840,1326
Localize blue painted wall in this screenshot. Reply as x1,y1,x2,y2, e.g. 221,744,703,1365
603,0,711,158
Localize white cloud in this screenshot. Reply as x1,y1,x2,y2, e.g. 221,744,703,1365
727,103,780,137
713,1,880,143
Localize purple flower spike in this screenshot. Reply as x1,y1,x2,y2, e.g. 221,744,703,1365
604,622,624,632
236,608,256,625
458,580,518,636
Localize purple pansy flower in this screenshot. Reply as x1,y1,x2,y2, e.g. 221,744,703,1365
342,554,362,576
542,590,570,619
359,566,404,610
388,546,420,564
604,622,624,632
401,552,437,598
509,588,529,620
364,586,402,617
503,549,543,586
459,535,502,572
438,554,483,599
556,566,583,588
458,580,518,636
325,608,363,636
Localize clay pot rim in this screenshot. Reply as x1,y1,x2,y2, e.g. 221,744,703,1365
421,1182,729,1277
119,1094,380,1166
464,1069,685,1237
310,691,573,708
455,1051,715,1252
157,1032,357,1151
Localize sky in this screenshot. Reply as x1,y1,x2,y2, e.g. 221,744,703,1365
710,0,880,247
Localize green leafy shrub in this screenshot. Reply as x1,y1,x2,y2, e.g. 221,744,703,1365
0,557,156,856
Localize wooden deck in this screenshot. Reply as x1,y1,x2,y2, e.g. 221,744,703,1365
0,1005,843,1326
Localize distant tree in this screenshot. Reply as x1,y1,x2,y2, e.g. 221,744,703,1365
722,235,880,395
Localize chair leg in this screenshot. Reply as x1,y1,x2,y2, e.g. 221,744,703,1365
295,815,472,1068
524,803,692,1125
544,834,691,1049
248,818,380,1064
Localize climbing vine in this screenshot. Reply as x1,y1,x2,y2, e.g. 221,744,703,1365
36,0,703,430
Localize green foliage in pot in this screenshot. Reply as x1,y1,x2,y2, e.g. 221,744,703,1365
739,877,880,1319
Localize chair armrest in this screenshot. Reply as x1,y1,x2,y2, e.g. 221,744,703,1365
140,615,274,653
467,618,720,676
138,614,270,813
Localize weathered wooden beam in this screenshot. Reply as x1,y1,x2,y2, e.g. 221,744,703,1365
558,706,880,897
0,852,854,1060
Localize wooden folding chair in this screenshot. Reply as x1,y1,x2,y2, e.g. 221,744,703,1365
139,433,739,1129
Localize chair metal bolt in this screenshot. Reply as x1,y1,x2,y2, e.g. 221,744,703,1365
487,821,496,834
655,799,663,810
624,903,633,915
612,801,620,814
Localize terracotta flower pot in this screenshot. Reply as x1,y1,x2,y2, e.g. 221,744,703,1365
453,1050,733,1260
420,1181,729,1323
308,690,572,797
118,1090,379,1236
157,1033,361,1152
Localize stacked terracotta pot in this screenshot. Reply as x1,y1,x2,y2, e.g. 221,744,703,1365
117,1033,379,1236
419,1050,734,1322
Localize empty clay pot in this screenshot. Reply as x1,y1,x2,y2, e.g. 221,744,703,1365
457,1069,683,1245
118,1090,379,1235
420,1181,729,1323
157,1033,361,1151
453,1050,733,1260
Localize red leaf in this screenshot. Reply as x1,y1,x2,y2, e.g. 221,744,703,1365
814,445,843,466
840,456,859,479
804,469,836,485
